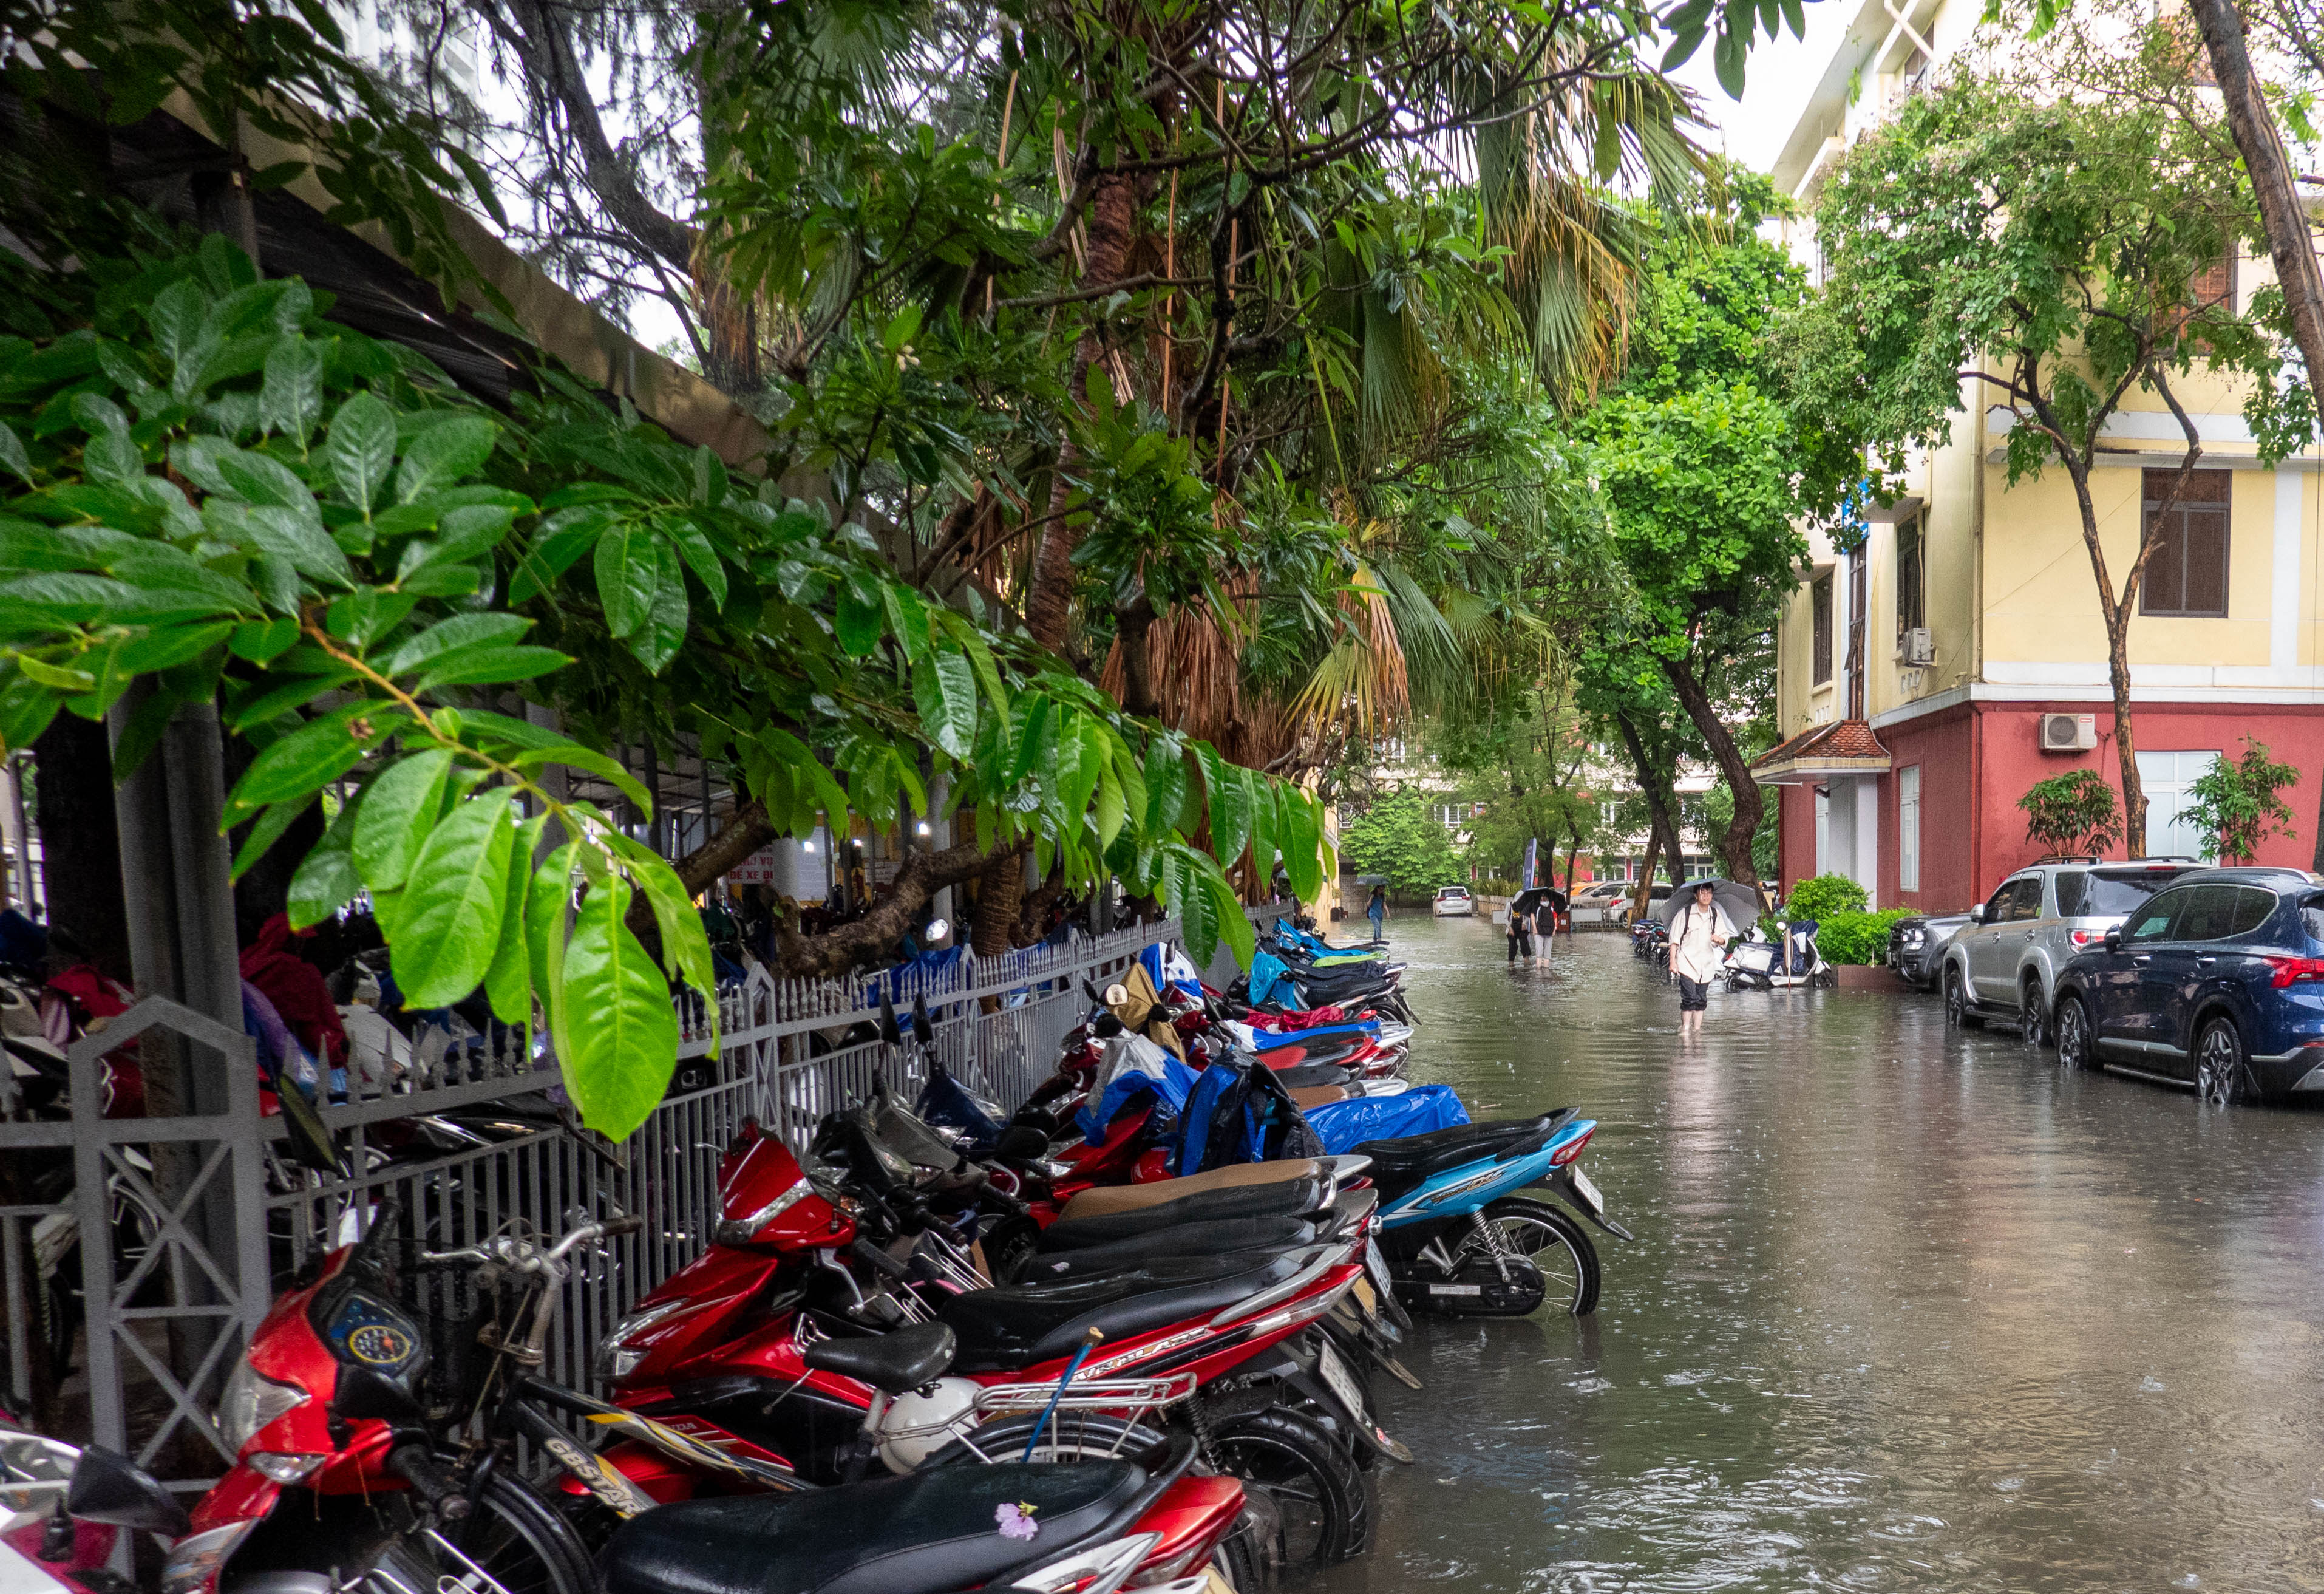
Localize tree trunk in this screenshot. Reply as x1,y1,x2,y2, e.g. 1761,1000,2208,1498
31,715,131,978
1630,831,1661,919
1660,657,1769,910
1025,172,1141,653
2185,0,2324,868
1115,594,1160,717
2105,608,2149,857
674,799,777,898
1615,714,1688,893
768,839,996,978
971,843,1030,957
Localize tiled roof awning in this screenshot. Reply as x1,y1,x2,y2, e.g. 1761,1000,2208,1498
1748,718,1893,785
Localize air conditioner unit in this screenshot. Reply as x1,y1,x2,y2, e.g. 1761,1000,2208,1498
1899,627,1936,666
2039,712,2098,752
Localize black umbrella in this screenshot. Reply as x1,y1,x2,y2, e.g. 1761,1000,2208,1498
1510,887,1568,916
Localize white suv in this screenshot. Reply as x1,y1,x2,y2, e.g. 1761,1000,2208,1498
1941,860,2198,1039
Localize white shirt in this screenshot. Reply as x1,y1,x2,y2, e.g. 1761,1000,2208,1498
1670,901,1735,983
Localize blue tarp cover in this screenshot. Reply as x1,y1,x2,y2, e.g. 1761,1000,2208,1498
1304,1084,1470,1154
1078,1052,1201,1143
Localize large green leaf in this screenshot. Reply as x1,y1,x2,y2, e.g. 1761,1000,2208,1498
1248,775,1278,885
912,648,977,758
594,521,659,639
559,871,679,1140
834,574,885,658
527,840,577,1064
614,836,718,1049
393,415,497,502
383,613,532,676
224,701,400,821
483,812,543,1024
1144,735,1187,835
231,792,318,883
627,534,687,672
1204,868,1255,969
1279,790,1322,903
325,392,396,515
1193,741,1251,863
352,749,455,893
391,788,516,1006
286,802,361,929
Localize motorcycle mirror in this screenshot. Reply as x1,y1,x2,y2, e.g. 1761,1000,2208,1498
911,993,933,1046
1092,1013,1124,1038
1103,983,1130,1007
65,1446,189,1538
877,989,902,1046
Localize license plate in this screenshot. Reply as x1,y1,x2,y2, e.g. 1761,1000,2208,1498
1569,1166,1603,1216
1351,1277,1376,1316
1365,1237,1395,1299
1316,1340,1367,1420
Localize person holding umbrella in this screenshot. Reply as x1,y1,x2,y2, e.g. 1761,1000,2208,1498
1662,879,1752,1032
1509,886,1567,966
1367,882,1388,941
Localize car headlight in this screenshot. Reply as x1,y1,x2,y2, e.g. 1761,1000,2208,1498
162,1521,257,1594
218,1359,308,1456
712,1177,812,1246
1904,930,1925,947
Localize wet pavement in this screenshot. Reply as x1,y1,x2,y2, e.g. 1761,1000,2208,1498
1322,915,2324,1593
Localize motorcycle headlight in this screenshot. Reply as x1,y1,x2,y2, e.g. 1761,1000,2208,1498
162,1521,257,1594
218,1359,308,1456
596,1298,697,1381
713,1177,812,1246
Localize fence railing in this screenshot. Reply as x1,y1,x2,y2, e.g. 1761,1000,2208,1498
13,902,1292,1494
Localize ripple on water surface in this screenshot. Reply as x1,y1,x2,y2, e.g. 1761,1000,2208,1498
1311,917,2324,1593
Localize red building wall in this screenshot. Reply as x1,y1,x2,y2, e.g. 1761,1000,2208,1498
1771,701,2324,916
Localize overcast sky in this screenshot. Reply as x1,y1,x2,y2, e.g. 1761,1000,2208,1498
1665,2,1860,176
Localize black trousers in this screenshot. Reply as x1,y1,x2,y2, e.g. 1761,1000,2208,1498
1677,975,1709,1010
1507,925,1532,961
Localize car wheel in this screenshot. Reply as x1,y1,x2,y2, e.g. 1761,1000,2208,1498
1944,965,1982,1028
2194,1016,2252,1107
2055,993,2093,1071
2020,977,2052,1047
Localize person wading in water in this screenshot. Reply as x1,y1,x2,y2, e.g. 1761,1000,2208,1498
1668,882,1734,1035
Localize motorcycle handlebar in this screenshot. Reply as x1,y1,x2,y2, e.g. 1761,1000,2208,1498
850,1236,910,1281
387,1445,470,1521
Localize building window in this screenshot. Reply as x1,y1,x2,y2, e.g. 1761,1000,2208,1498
1812,574,1833,686
2141,468,2231,617
1895,514,1925,639
1815,787,1829,875
1898,765,1921,892
2136,749,2221,859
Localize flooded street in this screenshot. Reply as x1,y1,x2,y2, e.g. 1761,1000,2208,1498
1326,915,2324,1593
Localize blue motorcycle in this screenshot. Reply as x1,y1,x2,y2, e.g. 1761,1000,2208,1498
1350,1109,1630,1317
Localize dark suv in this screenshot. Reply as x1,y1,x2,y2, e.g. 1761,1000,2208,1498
2050,867,2324,1104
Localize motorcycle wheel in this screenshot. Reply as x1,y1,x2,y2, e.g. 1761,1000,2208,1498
1208,1407,1371,1567
1478,1197,1601,1316
437,1473,597,1594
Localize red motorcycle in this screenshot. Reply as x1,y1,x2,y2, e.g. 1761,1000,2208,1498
588,1115,1402,1568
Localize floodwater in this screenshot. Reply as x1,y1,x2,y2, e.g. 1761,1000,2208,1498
1321,914,2324,1593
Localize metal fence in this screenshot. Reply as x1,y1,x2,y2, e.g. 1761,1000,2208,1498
8,904,1289,1496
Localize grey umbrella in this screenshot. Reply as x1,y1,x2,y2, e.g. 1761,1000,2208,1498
1655,877,1760,930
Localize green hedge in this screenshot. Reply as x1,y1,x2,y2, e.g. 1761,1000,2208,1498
1784,873,1869,921
1812,908,1915,966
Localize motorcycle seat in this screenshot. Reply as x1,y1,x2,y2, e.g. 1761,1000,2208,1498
1288,1085,1350,1109
1259,1040,1362,1071
1268,1063,1353,1089
1024,1214,1319,1271
938,1252,1307,1372
1353,1113,1572,1196
1038,1175,1333,1247
1059,1159,1323,1220
599,1457,1144,1594
803,1321,957,1393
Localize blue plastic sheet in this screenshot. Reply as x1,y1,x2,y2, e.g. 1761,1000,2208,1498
1247,949,1302,1008
1077,1052,1201,1143
1247,1019,1378,1051
1303,1084,1471,1154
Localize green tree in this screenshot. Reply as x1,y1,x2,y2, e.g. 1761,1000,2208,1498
2018,770,2124,857
2176,737,2300,862
1580,171,1857,907
1338,788,1463,900
1789,60,2303,856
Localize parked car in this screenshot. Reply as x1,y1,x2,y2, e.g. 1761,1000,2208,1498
2050,867,2324,1103
1941,859,2201,1038
1888,911,1972,990
1614,883,1674,925
1433,884,1475,917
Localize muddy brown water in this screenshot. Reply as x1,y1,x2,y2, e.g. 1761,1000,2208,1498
1317,915,2324,1592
